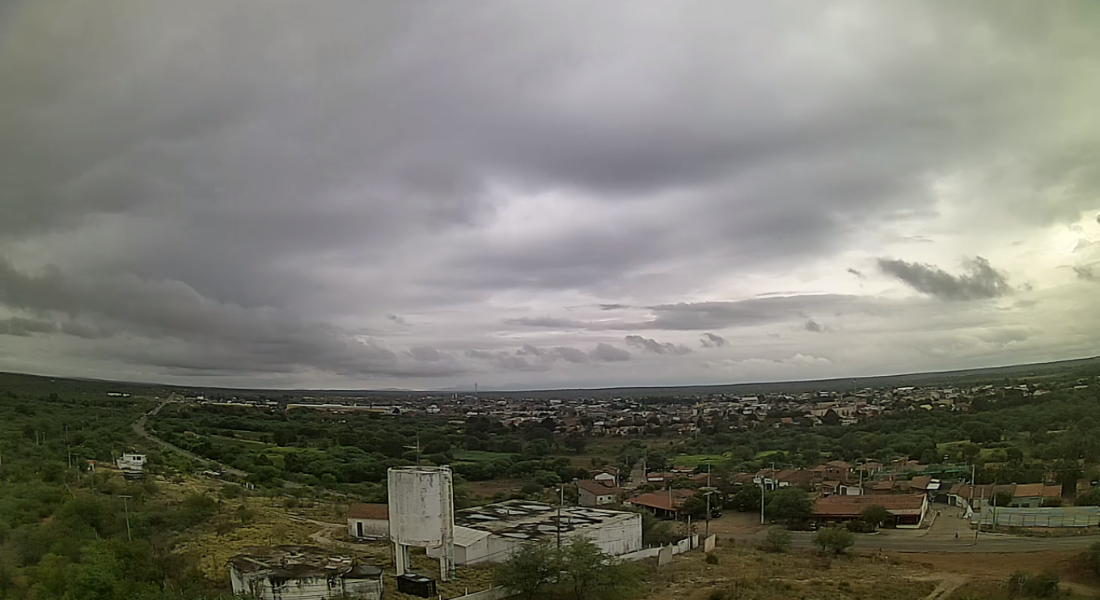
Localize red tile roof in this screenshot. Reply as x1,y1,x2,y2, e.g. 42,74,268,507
1013,483,1044,498
628,489,696,512
1043,484,1062,498
812,495,925,518
348,503,389,520
577,480,621,495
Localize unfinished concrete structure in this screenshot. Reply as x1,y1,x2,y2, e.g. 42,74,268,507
387,466,455,581
228,546,383,600
427,500,642,565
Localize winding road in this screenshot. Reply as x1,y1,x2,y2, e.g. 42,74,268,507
131,393,249,479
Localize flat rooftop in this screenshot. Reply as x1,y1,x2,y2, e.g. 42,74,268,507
230,545,381,580
455,500,637,542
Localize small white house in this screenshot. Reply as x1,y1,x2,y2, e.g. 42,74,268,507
117,453,146,471
347,504,389,540
116,454,146,479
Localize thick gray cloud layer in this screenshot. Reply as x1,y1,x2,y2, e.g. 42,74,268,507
1,0,1098,388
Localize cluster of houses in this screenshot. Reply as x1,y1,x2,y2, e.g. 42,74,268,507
178,380,1073,440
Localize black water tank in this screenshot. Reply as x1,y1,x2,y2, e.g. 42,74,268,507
397,573,437,598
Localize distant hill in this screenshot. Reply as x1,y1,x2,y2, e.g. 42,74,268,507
2,355,1097,399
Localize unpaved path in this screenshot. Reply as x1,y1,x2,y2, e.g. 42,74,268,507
910,574,969,600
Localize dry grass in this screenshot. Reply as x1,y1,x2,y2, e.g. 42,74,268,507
642,541,938,600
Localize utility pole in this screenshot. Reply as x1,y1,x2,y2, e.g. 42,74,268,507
119,495,132,542
556,486,564,549
760,481,766,525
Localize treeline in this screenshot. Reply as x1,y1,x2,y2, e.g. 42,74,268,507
150,406,589,490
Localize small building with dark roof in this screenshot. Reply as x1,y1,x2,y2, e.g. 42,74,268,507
347,503,389,540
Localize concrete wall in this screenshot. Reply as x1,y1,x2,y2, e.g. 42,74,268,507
448,587,511,600
348,518,389,539
619,535,699,563
229,567,383,600
454,513,643,565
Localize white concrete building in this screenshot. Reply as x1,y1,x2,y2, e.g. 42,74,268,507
428,500,642,566
347,503,389,540
229,546,383,600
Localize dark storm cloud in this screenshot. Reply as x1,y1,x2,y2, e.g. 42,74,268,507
877,257,1013,300
0,259,463,378
589,344,632,363
624,295,874,331
516,344,590,364
2,317,58,337
1073,265,1097,282
804,319,828,333
700,333,727,348
847,268,866,280
624,335,693,355
0,0,1097,385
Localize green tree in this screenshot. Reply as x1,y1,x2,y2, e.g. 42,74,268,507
680,495,710,519
557,538,642,600
1086,542,1100,577
992,491,1014,507
859,505,892,531
813,528,855,556
730,485,763,513
1076,487,1100,507
762,527,791,553
493,542,560,600
765,488,811,523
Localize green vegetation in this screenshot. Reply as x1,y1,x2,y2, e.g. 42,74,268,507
150,406,592,496
765,488,812,525
762,527,791,553
813,528,855,556
493,538,644,600
1005,571,1060,598
656,377,1100,494
1086,542,1100,577
0,381,236,599
858,505,891,532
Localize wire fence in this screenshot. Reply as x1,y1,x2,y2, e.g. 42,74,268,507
972,506,1100,528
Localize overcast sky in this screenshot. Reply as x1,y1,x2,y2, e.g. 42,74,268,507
2,1,1099,390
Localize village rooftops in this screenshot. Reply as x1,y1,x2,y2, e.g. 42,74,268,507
229,546,381,580
454,500,636,541
577,480,623,495
626,489,696,512
347,503,389,520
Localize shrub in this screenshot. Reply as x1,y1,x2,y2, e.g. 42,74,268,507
762,527,791,553
813,527,855,556
1006,571,1059,598
1086,542,1100,577
705,553,720,565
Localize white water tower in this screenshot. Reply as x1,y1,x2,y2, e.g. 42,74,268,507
388,466,455,581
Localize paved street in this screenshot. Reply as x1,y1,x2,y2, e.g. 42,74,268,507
721,506,1100,554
